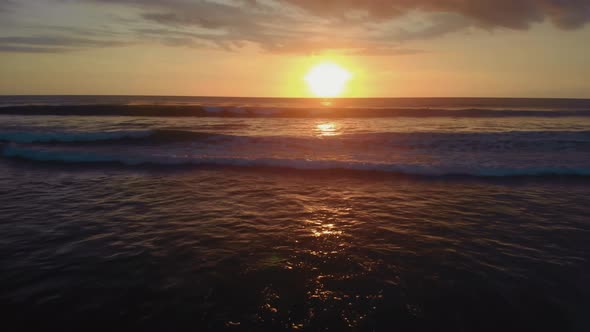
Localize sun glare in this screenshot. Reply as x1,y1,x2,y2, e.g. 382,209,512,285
305,63,352,98
315,122,340,137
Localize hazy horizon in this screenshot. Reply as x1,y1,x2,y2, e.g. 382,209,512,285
2,95,590,100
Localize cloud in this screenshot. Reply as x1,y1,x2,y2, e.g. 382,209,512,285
0,36,129,53
139,1,261,29
391,13,474,42
0,45,67,53
79,0,304,51
83,0,590,54
81,0,427,54
0,0,15,12
280,0,590,30
1,0,589,54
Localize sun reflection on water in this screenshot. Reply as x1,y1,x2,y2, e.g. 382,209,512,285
311,223,343,237
315,122,341,137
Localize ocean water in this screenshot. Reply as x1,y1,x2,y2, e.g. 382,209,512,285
1,96,589,331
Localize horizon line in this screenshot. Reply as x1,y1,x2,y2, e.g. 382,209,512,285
1,94,590,101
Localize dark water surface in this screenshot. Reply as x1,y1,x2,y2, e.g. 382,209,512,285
1,96,589,331
1,163,589,331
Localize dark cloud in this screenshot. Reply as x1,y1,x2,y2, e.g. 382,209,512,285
0,45,67,53
139,1,260,29
0,0,15,12
0,36,129,53
82,0,590,54
81,0,425,54
2,0,589,54
281,0,590,30
82,0,304,51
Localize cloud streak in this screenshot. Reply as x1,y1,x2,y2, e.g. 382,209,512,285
0,35,130,53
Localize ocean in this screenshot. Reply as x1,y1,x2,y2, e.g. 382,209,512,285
1,96,589,331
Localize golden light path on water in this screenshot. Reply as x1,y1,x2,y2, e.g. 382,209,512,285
315,122,341,137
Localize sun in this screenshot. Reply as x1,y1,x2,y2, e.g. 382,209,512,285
305,63,352,98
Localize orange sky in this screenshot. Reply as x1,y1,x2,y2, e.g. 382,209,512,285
1,1,589,98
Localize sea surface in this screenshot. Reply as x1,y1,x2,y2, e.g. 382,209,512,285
1,96,589,331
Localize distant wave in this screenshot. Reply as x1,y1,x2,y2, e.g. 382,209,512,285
1,104,590,118
0,129,229,144
0,130,154,143
2,96,590,110
1,129,589,153
2,145,589,177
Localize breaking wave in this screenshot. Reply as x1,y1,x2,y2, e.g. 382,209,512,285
2,145,589,177
1,129,589,152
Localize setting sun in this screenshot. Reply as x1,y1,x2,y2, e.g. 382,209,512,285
304,63,352,98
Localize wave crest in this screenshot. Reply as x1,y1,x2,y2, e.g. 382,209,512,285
1,130,589,153
0,130,154,143
1,104,590,118
2,145,589,177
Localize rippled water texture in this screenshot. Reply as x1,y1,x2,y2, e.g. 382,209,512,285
1,97,590,331
1,164,589,331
